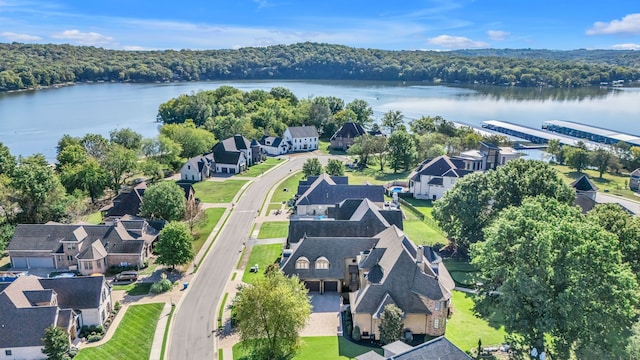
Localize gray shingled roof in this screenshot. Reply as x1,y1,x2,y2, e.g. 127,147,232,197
390,336,473,359
410,156,473,181
571,174,599,192
288,125,319,138
39,276,106,309
383,341,413,356
0,294,59,348
296,175,384,206
330,122,367,141
212,142,244,165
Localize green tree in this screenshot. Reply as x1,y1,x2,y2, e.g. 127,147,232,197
564,143,590,173
155,221,194,269
56,144,87,170
140,181,186,221
233,271,311,360
0,141,16,176
102,144,137,192
110,128,143,151
378,304,404,345
56,134,81,155
546,139,564,164
60,158,109,203
11,164,68,223
348,134,377,167
160,121,216,158
409,116,436,135
0,224,15,253
626,320,640,359
41,325,71,360
325,159,345,176
346,99,374,128
589,148,612,178
381,110,405,133
371,135,388,171
302,158,323,178
471,197,638,359
387,130,415,173
139,159,165,183
81,133,110,161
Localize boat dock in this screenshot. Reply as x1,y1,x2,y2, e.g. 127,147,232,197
482,120,604,150
542,120,640,147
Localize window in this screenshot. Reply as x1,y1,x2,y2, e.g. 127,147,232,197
435,301,441,311
315,257,329,270
434,318,440,329
67,244,76,250
295,257,310,270
67,255,73,261
5,350,12,356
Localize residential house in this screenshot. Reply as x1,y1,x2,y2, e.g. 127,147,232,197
357,337,472,360
330,122,368,151
294,174,384,216
212,140,248,174
284,126,319,152
631,168,640,191
180,153,215,181
260,135,289,156
454,142,521,172
7,221,157,274
409,156,473,201
572,174,599,214
288,198,403,245
281,225,455,339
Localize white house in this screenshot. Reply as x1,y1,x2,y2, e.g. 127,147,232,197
409,156,473,200
284,126,319,152
180,153,214,182
260,135,289,155
454,142,521,172
212,141,247,174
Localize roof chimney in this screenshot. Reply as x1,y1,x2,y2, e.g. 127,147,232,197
416,246,424,264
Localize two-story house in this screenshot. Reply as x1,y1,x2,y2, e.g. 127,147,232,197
284,126,319,152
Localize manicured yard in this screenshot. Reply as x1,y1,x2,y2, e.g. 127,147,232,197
443,259,480,288
345,166,411,185
81,211,103,224
257,221,289,239
552,164,638,201
192,180,248,203
446,291,507,353
402,220,448,246
242,244,282,285
110,282,152,296
266,202,282,214
76,303,164,360
233,336,382,360
192,208,226,255
401,198,436,219
271,172,305,203
241,158,283,177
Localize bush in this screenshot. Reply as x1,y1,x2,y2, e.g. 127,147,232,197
353,326,361,341
114,301,121,311
86,333,104,343
68,346,78,358
150,278,173,294
79,325,104,338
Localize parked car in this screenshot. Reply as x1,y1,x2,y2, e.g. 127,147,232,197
114,270,138,282
249,264,259,273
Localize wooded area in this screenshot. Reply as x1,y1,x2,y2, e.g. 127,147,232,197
2,42,639,92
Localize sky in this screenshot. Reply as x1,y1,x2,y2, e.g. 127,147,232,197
1,0,640,51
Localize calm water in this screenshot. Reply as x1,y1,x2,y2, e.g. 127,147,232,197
1,80,639,161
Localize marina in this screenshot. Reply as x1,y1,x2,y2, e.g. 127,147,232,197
481,120,605,150
542,120,640,147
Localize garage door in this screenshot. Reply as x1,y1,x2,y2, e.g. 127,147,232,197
324,281,339,292
12,257,27,268
305,281,320,292
28,257,54,268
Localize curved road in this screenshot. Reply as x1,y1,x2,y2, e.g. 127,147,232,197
168,156,309,359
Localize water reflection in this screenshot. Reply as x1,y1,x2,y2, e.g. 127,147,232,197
454,84,617,102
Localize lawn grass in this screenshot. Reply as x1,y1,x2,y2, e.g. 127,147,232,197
446,291,507,353
232,336,382,360
271,172,304,203
241,158,283,177
443,258,480,288
257,222,289,239
192,180,248,203
266,202,282,214
192,208,226,255
76,303,164,360
552,164,639,201
217,292,229,329
110,282,152,296
345,165,411,185
139,259,159,276
159,305,175,360
402,220,448,246
81,211,103,224
242,244,282,285
401,198,436,219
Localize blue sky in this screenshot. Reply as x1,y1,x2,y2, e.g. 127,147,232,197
1,0,640,51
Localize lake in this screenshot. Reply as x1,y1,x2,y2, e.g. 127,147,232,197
1,80,639,161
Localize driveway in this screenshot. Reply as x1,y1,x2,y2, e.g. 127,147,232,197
300,292,342,337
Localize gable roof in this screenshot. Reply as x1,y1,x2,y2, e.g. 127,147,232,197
296,174,384,206
331,122,367,140
288,125,319,138
212,141,247,165
39,276,106,309
631,168,640,178
390,336,473,359
410,155,473,181
383,341,413,356
104,182,146,217
571,174,599,192
260,135,286,148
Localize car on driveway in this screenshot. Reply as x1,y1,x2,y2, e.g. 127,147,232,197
114,270,139,282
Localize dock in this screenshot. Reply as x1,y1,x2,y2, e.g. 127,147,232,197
542,120,640,147
482,120,604,150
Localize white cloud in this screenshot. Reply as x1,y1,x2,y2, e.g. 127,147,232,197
611,43,640,50
587,13,640,35
0,31,41,41
487,30,509,41
427,35,489,49
122,45,151,51
51,29,113,46
253,0,272,9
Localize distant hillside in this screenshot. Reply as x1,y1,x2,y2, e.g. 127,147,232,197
1,42,639,92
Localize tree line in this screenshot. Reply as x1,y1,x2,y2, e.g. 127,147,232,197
2,42,640,92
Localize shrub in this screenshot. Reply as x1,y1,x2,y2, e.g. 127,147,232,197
353,326,361,341
114,301,121,311
79,325,105,338
86,333,103,343
150,278,173,294
68,346,78,358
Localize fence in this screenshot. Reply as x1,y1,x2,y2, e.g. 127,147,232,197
397,198,446,237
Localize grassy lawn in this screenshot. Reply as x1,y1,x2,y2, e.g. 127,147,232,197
446,291,507,353
139,259,159,276
242,158,283,177
345,166,411,185
266,202,282,214
192,180,248,203
233,336,382,360
443,258,480,288
242,244,282,285
192,208,226,255
401,198,436,219
402,220,448,246
271,172,305,203
257,222,289,239
552,164,639,201
110,282,152,296
76,303,164,360
81,211,103,224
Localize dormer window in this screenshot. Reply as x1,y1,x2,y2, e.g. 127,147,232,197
295,257,310,270
315,257,329,270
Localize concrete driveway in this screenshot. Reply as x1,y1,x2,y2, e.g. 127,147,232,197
300,292,342,337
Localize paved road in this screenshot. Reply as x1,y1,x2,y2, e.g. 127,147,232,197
595,192,640,215
168,156,308,360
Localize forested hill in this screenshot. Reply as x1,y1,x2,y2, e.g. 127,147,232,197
1,42,639,92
